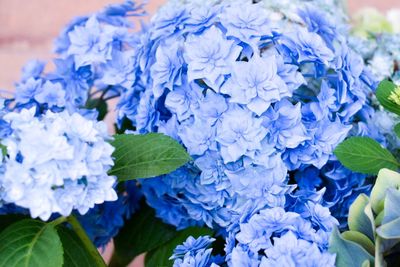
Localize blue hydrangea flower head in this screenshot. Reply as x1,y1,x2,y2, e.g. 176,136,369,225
113,1,380,264
0,108,117,220
171,235,216,267
184,25,242,89
260,231,336,267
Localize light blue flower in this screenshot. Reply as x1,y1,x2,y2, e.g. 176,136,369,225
67,16,113,67
15,78,42,105
150,38,184,98
216,105,267,163
260,231,336,267
0,108,117,220
221,55,290,115
172,235,215,259
20,60,45,82
219,2,271,41
280,28,335,65
236,207,299,251
184,26,242,88
263,99,308,149
34,81,66,107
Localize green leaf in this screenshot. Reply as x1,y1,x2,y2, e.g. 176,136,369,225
394,123,400,139
329,227,374,267
334,137,398,175
109,133,191,181
375,210,385,226
0,143,7,156
56,226,100,267
371,168,400,214
376,80,400,116
111,205,177,267
0,219,64,267
361,260,370,267
145,227,213,267
341,231,375,255
85,98,108,121
348,194,375,241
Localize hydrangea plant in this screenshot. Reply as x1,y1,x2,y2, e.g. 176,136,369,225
332,80,400,267
0,1,191,265
113,0,384,265
0,0,396,266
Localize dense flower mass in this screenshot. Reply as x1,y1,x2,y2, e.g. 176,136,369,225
0,107,117,220
0,1,146,245
116,0,379,263
0,0,394,265
171,236,218,267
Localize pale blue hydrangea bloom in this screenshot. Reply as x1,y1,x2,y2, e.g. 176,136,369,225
260,231,336,267
0,108,117,220
117,0,375,235
184,26,242,89
171,236,220,267
1,0,149,249
220,55,292,115
223,194,338,265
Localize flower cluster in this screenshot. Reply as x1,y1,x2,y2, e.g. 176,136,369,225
116,0,378,263
0,1,146,245
170,236,219,267
119,0,374,225
0,108,117,220
13,1,145,114
77,181,142,247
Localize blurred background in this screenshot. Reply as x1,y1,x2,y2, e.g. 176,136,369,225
0,0,399,90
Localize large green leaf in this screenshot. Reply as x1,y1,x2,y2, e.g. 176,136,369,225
334,137,398,175
110,205,177,267
0,219,64,267
145,227,213,267
329,227,374,267
348,194,375,241
376,80,400,116
371,168,400,214
109,133,191,181
57,226,101,267
394,123,400,139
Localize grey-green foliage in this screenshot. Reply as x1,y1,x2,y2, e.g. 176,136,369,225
329,168,400,267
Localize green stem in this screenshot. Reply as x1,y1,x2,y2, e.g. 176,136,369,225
48,216,67,226
375,236,385,267
67,215,107,267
